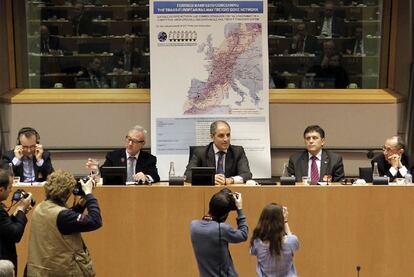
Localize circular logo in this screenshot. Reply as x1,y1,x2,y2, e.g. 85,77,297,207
158,32,167,42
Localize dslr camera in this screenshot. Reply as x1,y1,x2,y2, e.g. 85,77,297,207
73,176,95,196
12,189,36,206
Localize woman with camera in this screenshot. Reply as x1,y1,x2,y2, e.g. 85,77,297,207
250,204,299,277
26,170,102,277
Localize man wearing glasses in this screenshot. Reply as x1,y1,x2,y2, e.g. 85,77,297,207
371,136,411,181
2,127,54,183
101,125,160,184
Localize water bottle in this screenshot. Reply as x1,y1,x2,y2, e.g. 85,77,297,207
404,173,412,185
168,162,175,178
372,162,379,178
281,163,289,177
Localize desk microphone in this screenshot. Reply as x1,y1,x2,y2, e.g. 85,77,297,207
356,265,361,277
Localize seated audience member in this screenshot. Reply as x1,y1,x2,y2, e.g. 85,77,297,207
287,125,344,183
316,1,345,38
90,125,160,184
26,170,102,276
76,57,109,88
113,37,141,72
250,204,299,277
0,169,32,275
184,120,252,185
289,23,319,55
2,127,54,183
68,1,90,36
309,40,349,88
0,260,15,277
371,136,411,182
38,25,60,54
344,26,365,55
190,188,247,277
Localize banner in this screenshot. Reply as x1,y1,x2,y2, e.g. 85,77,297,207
150,0,270,180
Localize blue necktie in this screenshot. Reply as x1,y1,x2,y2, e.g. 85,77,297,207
216,151,225,174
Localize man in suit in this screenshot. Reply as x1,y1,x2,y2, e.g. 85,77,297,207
112,37,140,72
371,136,411,182
316,1,345,38
39,25,60,54
289,22,319,55
98,125,160,184
184,120,252,185
2,127,54,183
287,125,344,183
344,26,365,55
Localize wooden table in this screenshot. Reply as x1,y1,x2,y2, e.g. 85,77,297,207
13,184,414,277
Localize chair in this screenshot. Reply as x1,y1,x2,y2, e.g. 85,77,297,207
359,167,373,183
188,146,204,162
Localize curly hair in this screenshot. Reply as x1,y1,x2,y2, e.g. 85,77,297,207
44,170,76,202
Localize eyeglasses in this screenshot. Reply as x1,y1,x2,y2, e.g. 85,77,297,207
22,145,36,150
382,145,399,152
125,136,144,145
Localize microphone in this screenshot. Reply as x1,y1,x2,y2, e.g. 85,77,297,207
356,265,361,277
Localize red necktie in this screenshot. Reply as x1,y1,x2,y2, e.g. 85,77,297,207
311,156,319,183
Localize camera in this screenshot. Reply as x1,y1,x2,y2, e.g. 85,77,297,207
73,177,94,196
12,189,36,206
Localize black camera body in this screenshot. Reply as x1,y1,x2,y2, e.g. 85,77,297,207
12,189,36,206
73,177,88,196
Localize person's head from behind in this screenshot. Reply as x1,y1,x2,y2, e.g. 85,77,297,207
45,170,76,203
383,136,405,162
210,120,231,151
0,260,15,277
0,169,13,202
303,125,325,156
17,127,40,158
251,203,285,256
125,125,147,156
208,189,235,223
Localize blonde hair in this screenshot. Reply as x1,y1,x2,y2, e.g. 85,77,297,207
45,170,77,202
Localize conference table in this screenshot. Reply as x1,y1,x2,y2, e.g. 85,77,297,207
13,183,414,277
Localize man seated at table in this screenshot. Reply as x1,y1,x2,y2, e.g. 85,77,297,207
90,125,160,184
316,1,345,38
289,22,319,55
39,25,60,54
112,37,140,73
76,57,109,88
184,120,252,185
371,136,411,182
287,125,344,183
2,127,54,183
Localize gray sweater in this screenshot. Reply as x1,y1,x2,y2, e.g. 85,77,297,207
190,209,248,277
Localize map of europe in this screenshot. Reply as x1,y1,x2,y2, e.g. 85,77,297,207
183,23,263,114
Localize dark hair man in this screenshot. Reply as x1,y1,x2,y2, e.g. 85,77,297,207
287,125,345,183
0,169,32,275
190,188,247,277
184,120,252,185
371,136,411,181
2,127,54,183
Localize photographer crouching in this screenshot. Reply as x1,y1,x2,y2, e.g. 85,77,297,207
0,169,33,276
26,170,102,277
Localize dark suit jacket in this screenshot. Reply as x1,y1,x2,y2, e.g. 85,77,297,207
2,150,54,182
289,35,319,54
371,153,410,182
287,149,345,182
0,204,27,270
102,149,160,184
184,142,252,182
316,16,345,37
112,50,140,71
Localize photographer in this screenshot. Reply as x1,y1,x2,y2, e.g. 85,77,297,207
250,204,299,277
26,170,102,277
190,188,248,277
0,169,32,276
